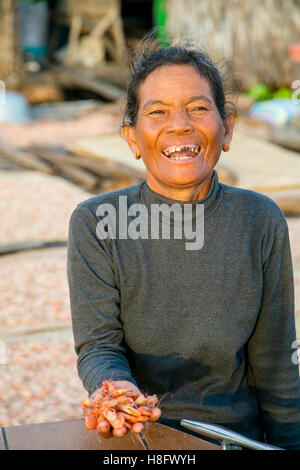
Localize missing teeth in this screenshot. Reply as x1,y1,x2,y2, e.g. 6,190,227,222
163,144,200,157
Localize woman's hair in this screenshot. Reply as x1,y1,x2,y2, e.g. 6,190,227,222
123,32,239,126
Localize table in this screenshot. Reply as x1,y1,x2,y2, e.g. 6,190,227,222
0,419,220,450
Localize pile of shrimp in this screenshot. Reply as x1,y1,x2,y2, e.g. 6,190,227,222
82,381,161,437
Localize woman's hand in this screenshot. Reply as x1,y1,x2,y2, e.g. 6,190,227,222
83,380,146,438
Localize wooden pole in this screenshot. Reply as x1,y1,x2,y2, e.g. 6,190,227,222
0,0,22,83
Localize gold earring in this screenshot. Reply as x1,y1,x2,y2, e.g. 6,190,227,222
134,152,141,160
223,144,230,152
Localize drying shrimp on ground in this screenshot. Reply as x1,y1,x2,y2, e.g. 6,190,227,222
81,380,162,436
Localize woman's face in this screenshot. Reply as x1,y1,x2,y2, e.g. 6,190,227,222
123,64,234,200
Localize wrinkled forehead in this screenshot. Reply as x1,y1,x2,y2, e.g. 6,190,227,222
137,64,215,109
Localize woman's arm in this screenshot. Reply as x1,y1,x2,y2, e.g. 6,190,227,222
67,205,137,396
247,216,300,450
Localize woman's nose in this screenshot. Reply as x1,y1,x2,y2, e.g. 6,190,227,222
166,109,194,134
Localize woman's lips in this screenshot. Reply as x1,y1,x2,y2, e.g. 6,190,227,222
162,144,201,161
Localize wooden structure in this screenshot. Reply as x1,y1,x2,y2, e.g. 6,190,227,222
63,0,127,68
0,418,220,450
0,0,22,83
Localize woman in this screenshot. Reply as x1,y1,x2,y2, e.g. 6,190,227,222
67,40,300,449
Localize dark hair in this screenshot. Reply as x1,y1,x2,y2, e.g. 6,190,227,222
123,34,238,126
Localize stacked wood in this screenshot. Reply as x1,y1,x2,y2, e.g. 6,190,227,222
30,145,144,190
31,145,144,183
28,145,100,192
0,138,53,174
166,0,300,89
0,0,22,83
0,136,145,193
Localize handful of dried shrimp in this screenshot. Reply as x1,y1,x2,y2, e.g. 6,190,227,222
82,380,161,437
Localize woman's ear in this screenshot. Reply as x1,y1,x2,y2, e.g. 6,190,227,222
223,112,235,147
121,123,140,157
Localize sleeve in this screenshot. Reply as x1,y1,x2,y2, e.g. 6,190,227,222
247,216,300,450
67,205,137,396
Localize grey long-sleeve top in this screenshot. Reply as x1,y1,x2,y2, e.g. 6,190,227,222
67,170,300,449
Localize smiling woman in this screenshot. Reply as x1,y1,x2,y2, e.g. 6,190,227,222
67,36,300,449
122,63,234,201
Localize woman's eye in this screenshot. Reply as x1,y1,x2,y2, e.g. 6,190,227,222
149,109,165,115
192,106,208,111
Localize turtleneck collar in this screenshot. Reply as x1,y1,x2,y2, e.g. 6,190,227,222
139,170,223,222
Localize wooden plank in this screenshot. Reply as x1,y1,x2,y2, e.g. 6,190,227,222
28,145,100,191
89,63,127,87
46,164,99,191
65,133,146,173
52,65,124,101
31,145,145,182
4,418,146,450
223,127,300,193
0,240,67,256
141,422,220,451
0,138,54,174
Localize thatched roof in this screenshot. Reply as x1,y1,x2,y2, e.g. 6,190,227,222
166,0,300,90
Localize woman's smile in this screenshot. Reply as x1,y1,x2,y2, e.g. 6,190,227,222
162,143,200,160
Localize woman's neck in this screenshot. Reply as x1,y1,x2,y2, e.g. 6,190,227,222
146,173,214,202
